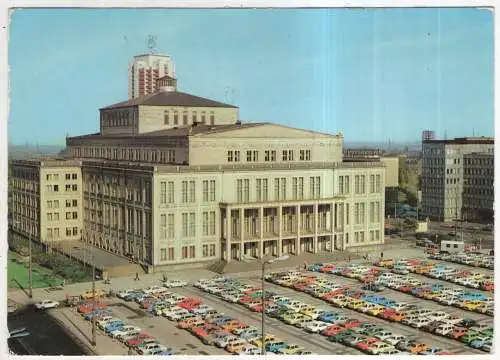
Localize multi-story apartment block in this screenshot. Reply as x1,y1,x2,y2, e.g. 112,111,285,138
9,55,386,272
462,152,494,223
421,137,494,222
128,54,176,99
10,159,83,247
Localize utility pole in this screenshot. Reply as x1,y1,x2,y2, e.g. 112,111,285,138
28,233,33,299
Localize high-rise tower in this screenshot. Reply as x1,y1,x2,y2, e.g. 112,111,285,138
128,54,175,99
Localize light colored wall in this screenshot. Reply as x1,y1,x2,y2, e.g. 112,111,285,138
39,166,83,243
380,157,399,187
138,105,238,134
188,124,343,166
151,164,385,266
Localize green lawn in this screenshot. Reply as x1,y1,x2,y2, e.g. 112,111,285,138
8,253,61,289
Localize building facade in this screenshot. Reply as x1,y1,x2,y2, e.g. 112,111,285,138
128,54,176,99
421,137,494,222
10,159,83,247
462,153,494,223
9,55,386,271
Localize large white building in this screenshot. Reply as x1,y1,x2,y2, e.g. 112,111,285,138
10,55,386,273
128,54,176,99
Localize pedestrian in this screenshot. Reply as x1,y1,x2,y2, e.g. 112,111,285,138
128,347,133,355
348,255,351,263
135,272,139,281
380,252,384,259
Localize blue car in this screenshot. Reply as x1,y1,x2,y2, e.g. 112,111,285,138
84,310,112,320
318,313,340,323
470,337,490,349
307,264,323,272
276,298,291,306
266,341,287,353
212,316,232,326
104,321,124,333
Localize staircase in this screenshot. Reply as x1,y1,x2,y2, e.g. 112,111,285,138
206,259,228,274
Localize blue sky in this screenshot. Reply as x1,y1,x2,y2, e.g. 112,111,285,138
8,8,494,145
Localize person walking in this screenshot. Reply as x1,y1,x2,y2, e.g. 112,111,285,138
135,272,139,281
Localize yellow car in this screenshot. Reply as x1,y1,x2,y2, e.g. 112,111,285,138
367,305,386,316
300,306,316,317
424,292,441,300
283,313,309,325
463,301,483,311
348,300,366,310
279,344,305,355
80,289,106,299
226,340,249,354
251,335,276,348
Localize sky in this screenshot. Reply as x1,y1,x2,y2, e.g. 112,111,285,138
8,7,494,145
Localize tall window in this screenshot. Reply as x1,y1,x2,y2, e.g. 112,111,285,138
202,212,209,236
189,180,195,202
375,175,381,192
274,178,280,200
256,179,262,201
354,203,360,224
210,112,215,125
369,202,375,223
360,203,365,224
243,179,250,202
160,248,167,261
369,175,375,193
164,111,169,125
183,111,188,125
160,214,167,239
310,176,320,199
203,180,209,202
209,211,216,235
375,202,381,222
292,177,298,200
182,213,188,237
167,214,175,238
189,213,196,236
346,203,350,225
282,149,294,161
160,181,167,204
280,178,286,200
173,111,178,125
209,180,216,201
167,181,174,203
182,181,188,203
192,111,197,123
263,179,268,200
236,179,243,202
201,111,206,123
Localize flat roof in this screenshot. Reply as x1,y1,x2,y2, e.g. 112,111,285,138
422,137,494,145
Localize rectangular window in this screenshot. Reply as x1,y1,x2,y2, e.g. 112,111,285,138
189,180,195,202
192,111,197,123
189,245,195,258
370,202,375,223
256,179,262,201
182,246,188,259
263,179,268,200
47,200,53,209
66,173,71,180
210,112,215,125
167,214,175,238
370,175,375,193
375,174,381,192
270,150,276,161
66,212,71,220
183,111,188,125
72,199,78,207
247,150,252,162
202,212,209,236
160,248,167,260
264,151,270,162
209,211,216,235
160,181,167,204
346,203,350,225
66,228,72,236
274,178,280,200
209,180,216,201
203,244,209,257
203,180,209,202
72,211,78,219
280,177,286,200
182,213,188,237
47,213,52,221
227,151,234,162
376,202,381,222
72,184,77,191
168,247,174,260
305,150,311,160
54,213,59,221
189,212,196,237
234,151,240,162
236,179,243,202
164,111,169,125
345,176,350,193
160,214,167,239
167,181,174,203
173,111,178,125
292,177,298,200
47,228,53,239
72,173,77,180
360,203,365,224
65,184,71,192
54,228,59,238
243,179,250,202
209,244,216,256
54,200,59,208
201,111,206,123
182,181,188,203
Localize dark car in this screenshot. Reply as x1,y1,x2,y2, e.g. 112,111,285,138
422,321,444,333
458,319,477,328
362,283,384,292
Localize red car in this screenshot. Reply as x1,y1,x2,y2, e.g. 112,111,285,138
238,296,254,304
126,333,153,347
321,325,346,337
397,285,413,293
341,319,362,329
378,308,396,320
356,337,379,352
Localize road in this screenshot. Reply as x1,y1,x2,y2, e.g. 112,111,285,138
7,305,88,355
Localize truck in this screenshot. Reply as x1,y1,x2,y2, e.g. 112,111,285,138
440,240,465,254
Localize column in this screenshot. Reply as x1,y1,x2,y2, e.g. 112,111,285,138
330,202,335,252
296,204,301,255
259,206,264,259
142,209,146,262
313,203,318,253
226,208,232,262
277,206,282,257
240,208,245,243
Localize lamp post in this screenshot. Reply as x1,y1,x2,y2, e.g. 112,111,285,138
260,255,289,355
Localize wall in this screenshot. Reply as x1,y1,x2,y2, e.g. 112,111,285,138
138,105,238,134
380,157,399,187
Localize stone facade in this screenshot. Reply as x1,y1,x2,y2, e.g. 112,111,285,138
462,152,494,223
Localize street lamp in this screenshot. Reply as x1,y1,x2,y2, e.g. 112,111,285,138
260,255,289,355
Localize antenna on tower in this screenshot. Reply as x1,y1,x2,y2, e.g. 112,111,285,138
147,35,157,54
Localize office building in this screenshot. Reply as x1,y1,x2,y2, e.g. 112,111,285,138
421,137,494,222
462,152,494,223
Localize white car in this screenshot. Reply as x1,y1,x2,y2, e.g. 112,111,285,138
163,279,188,288
97,317,119,329
110,325,141,338
426,311,449,322
304,320,330,333
34,300,59,310
237,345,260,355
383,335,405,346
138,344,168,355
143,285,169,294
116,289,136,299
192,304,214,315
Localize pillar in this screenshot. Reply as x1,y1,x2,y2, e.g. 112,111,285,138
226,208,232,262
313,203,318,253
240,208,245,243
277,205,282,257
296,204,301,255
259,206,264,259
331,202,335,252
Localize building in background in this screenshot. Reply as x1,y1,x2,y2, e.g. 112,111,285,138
128,54,176,99
462,152,494,223
422,130,436,141
9,54,386,273
380,156,399,210
421,137,494,222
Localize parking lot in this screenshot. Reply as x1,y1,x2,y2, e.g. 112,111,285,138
8,242,494,356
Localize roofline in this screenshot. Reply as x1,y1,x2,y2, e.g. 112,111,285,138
422,137,494,145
